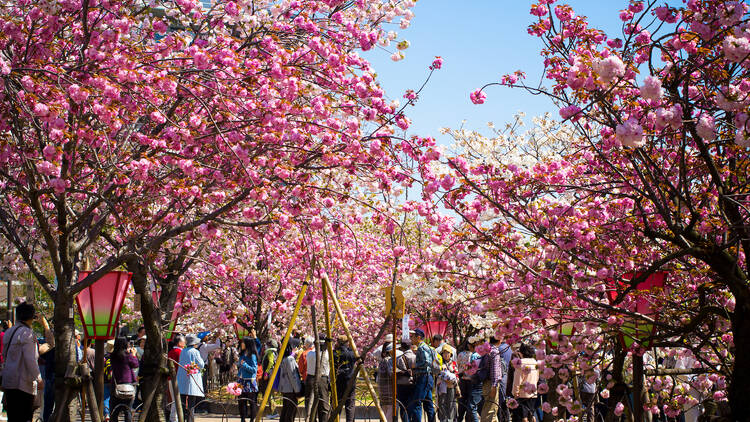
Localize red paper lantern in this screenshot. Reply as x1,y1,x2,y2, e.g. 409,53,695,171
152,290,185,341
606,272,667,348
76,271,132,339
234,322,250,338
420,321,449,340
545,318,576,348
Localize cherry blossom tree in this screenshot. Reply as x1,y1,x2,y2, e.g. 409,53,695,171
417,108,734,421
429,1,750,419
0,0,426,418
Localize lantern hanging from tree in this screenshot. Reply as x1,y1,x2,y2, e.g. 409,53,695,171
606,271,667,349
545,318,576,348
234,321,251,338
421,320,449,340
76,271,133,339
151,290,185,341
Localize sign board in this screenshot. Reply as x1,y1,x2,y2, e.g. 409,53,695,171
382,286,405,318
402,315,410,342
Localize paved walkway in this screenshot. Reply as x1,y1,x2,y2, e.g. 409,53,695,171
193,415,352,422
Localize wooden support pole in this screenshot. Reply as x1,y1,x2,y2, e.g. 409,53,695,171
255,280,310,422
321,285,337,409
170,374,184,422
80,355,102,422
309,303,320,422
94,340,105,418
321,274,387,422
391,313,397,422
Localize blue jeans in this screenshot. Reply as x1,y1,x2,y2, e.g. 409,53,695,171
458,379,481,422
42,377,55,422
408,374,435,422
103,383,111,417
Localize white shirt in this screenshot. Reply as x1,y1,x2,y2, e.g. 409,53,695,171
2,323,40,395
198,339,221,362
306,349,330,377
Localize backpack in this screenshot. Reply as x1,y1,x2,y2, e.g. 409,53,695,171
396,353,414,385
476,354,490,383
104,355,113,383
378,358,393,381
262,348,277,380
505,358,515,399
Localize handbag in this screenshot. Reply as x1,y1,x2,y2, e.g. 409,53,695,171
112,364,136,400
114,382,136,400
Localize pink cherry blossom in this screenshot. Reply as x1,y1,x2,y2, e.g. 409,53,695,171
615,118,645,147
559,105,582,120
430,56,443,70
594,55,626,84
470,89,486,105
640,76,663,100
696,114,717,140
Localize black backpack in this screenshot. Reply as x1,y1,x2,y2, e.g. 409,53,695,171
476,354,491,383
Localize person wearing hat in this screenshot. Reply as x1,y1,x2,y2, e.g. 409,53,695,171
333,335,356,422
177,334,205,422
407,328,436,422
102,339,115,422
2,302,42,422
437,344,458,422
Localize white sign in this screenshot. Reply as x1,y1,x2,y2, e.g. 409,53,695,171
402,314,410,342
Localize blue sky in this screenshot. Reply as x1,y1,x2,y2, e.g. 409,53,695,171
363,0,625,143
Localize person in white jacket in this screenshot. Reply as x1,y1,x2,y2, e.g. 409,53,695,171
2,303,42,422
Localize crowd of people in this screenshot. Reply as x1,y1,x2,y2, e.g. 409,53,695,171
218,327,553,422
0,301,703,422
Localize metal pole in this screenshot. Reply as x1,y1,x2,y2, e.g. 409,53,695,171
321,274,387,422
255,280,309,422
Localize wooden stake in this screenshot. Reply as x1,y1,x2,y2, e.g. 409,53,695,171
321,274,387,422
255,280,310,422
321,284,338,409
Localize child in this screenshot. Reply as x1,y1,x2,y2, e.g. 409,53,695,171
437,344,459,422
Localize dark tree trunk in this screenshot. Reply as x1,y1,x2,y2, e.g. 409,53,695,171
129,261,168,422
52,289,79,422
729,300,750,422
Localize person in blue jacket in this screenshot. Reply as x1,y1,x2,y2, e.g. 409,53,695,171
237,337,259,422
177,334,205,422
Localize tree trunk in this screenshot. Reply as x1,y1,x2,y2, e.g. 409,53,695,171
729,300,750,422
52,289,79,422
129,262,168,422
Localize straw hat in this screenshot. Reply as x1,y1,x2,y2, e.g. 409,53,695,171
105,339,115,353
442,344,456,356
